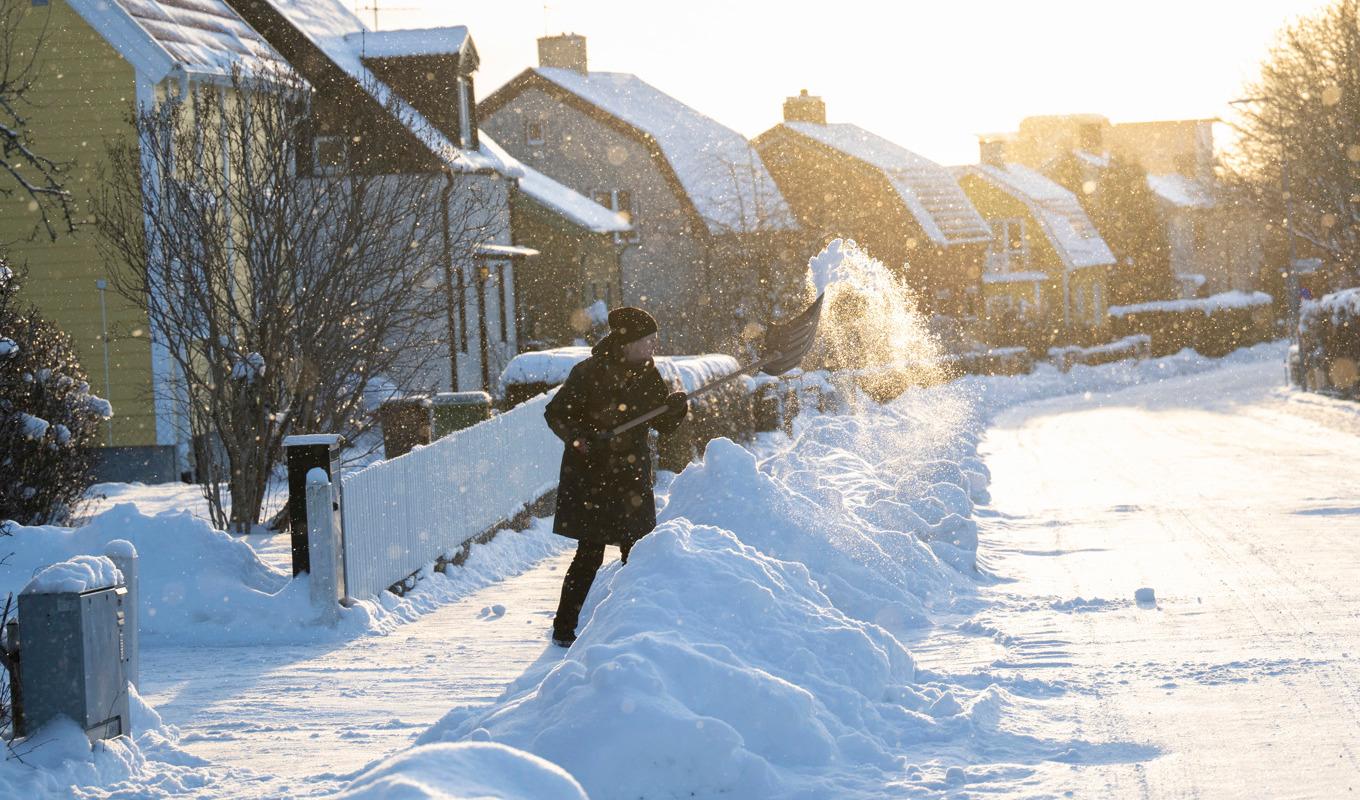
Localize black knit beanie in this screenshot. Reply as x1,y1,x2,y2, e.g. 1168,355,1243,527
606,307,658,345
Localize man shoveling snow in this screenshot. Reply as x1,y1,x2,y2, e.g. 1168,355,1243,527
544,307,689,647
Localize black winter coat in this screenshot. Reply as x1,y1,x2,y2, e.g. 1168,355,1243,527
545,347,687,546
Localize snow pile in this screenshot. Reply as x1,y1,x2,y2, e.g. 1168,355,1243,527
1109,290,1271,318
338,742,588,800
958,340,1289,418
22,555,122,595
415,378,990,797
0,685,204,800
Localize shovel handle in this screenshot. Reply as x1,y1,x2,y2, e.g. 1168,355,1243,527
605,352,783,438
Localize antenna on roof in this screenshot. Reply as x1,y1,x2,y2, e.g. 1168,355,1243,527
543,3,550,35
355,1,416,30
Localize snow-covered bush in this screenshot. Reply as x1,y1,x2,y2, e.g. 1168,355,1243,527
1109,290,1275,357
1298,287,1360,395
0,260,111,525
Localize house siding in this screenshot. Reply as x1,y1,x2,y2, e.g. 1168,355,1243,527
481,84,721,354
2,2,166,462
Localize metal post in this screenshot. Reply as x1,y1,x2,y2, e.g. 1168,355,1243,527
96,279,113,447
284,434,343,576
305,469,343,625
104,540,139,689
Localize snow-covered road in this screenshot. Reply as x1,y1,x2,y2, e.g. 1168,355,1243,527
943,354,1360,797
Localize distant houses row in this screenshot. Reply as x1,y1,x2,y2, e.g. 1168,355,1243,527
2,1,1264,482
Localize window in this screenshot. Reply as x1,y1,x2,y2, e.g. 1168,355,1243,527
526,119,546,146
593,189,641,244
312,135,347,176
987,218,1028,273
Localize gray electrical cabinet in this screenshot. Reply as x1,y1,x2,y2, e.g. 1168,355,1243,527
18,585,130,741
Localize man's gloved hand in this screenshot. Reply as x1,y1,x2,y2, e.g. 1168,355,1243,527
666,390,689,415
572,430,611,455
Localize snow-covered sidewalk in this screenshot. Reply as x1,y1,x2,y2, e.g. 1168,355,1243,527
139,547,578,796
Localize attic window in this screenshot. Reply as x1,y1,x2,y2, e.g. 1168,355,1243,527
526,120,545,146
312,135,348,177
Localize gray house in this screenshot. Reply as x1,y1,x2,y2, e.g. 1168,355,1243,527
478,34,806,354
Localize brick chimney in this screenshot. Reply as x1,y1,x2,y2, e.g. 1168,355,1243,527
783,89,826,125
978,136,1009,168
538,33,587,73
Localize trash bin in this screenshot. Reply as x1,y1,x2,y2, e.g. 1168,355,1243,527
432,391,493,438
379,396,432,459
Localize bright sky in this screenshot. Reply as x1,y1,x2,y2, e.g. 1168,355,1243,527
376,0,1330,165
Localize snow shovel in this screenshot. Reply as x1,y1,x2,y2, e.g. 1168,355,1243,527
605,293,826,438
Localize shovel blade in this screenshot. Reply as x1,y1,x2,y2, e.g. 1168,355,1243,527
759,294,824,375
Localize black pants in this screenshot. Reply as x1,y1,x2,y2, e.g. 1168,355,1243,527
553,539,631,637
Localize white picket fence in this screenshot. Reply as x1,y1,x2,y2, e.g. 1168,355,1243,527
337,393,560,601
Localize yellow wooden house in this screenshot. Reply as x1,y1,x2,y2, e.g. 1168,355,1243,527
2,0,285,480
955,161,1114,343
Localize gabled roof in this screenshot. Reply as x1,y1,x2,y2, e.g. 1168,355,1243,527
345,26,475,66
960,163,1115,271
1147,174,1216,210
262,0,498,173
260,1,622,232
69,0,287,81
521,68,796,235
781,121,992,246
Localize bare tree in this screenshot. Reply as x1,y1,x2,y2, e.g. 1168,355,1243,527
1228,0,1360,287
0,0,73,241
700,153,810,354
96,67,501,531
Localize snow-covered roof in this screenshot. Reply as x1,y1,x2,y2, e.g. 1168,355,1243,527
961,163,1116,271
262,0,501,174
1147,174,1216,209
345,26,470,59
68,0,287,81
478,136,631,233
783,122,991,246
531,68,796,235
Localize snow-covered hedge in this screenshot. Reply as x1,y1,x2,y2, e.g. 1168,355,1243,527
0,261,112,525
1108,290,1274,358
1048,334,1152,372
1297,287,1360,396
